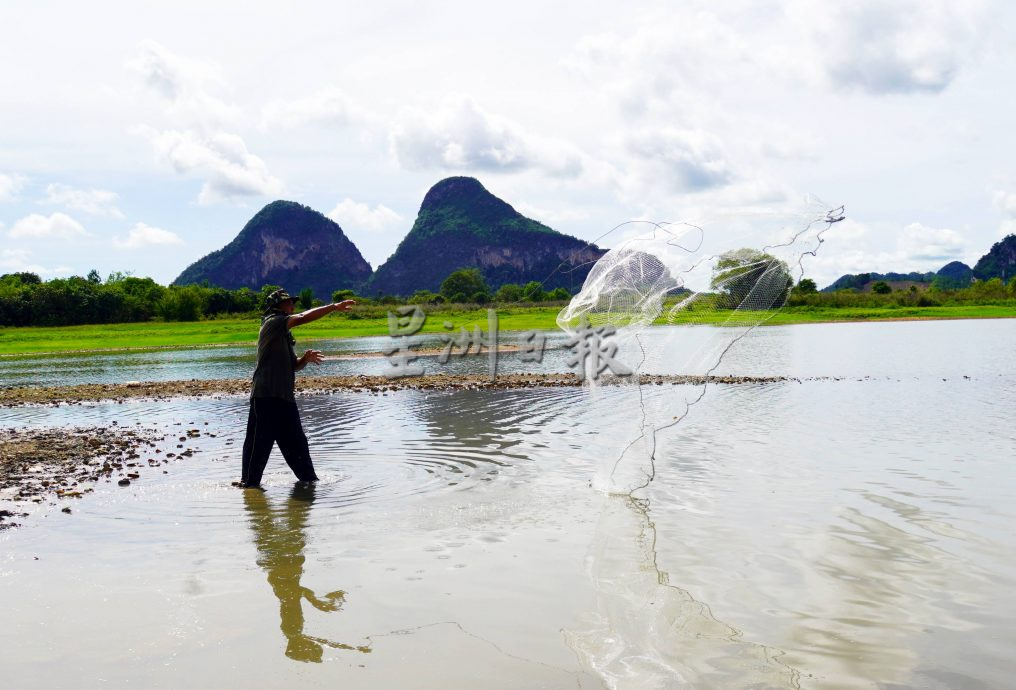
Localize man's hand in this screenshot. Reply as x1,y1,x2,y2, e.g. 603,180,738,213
332,300,356,312
301,349,325,366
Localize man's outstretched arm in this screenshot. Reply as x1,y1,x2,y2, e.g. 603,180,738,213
287,300,355,329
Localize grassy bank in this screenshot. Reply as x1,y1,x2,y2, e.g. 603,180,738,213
666,303,1016,326
0,306,566,355
0,303,1014,355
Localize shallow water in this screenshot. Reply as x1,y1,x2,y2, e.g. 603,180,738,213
0,329,579,387
1,319,1014,689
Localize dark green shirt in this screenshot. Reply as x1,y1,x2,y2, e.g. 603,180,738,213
251,311,298,400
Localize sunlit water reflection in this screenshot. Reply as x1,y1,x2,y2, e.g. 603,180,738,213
0,319,1014,689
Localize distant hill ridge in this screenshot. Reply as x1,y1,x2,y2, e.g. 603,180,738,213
822,235,1016,291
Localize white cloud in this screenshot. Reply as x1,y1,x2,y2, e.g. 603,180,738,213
899,222,966,261
0,249,72,276
995,190,1016,216
564,0,994,213
0,248,29,267
626,127,734,192
993,190,1016,237
326,198,401,233
824,217,870,243
390,96,582,177
798,0,990,95
563,8,798,205
128,39,188,100
129,42,281,205
9,212,88,240
136,127,283,204
260,88,357,131
0,173,27,202
113,222,183,249
127,39,236,126
43,183,124,218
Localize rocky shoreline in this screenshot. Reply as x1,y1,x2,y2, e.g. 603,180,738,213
0,372,808,407
0,424,220,530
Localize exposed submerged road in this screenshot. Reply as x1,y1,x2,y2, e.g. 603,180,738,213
0,372,818,407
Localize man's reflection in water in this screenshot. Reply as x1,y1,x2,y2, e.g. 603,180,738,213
243,483,370,662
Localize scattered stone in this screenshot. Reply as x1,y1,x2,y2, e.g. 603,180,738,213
0,427,176,528
117,478,131,487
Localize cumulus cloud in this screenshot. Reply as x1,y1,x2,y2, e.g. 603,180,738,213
136,127,283,204
564,0,995,203
899,222,966,261
993,190,1016,237
800,0,990,95
563,9,793,200
9,212,88,240
127,39,236,126
995,190,1016,216
576,0,992,97
0,249,72,276
390,97,582,177
43,184,124,218
0,173,26,202
128,41,281,204
113,222,183,249
0,248,29,266
626,127,733,192
261,88,357,131
327,198,401,233
128,39,188,100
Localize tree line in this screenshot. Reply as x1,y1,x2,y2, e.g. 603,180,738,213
0,268,575,327
787,276,1016,308
3,263,1011,328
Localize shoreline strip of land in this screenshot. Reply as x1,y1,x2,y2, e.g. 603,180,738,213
0,372,887,408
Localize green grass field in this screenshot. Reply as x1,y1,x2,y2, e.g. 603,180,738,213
0,307,567,355
0,304,1013,355
666,304,1016,326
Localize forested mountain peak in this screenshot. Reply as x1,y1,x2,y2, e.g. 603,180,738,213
367,177,603,296
173,200,372,298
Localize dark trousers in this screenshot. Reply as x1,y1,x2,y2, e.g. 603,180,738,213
241,397,319,487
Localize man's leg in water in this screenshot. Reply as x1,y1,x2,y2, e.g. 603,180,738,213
241,398,278,487
275,400,319,482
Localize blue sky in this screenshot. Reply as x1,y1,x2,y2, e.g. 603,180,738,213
2,0,1014,288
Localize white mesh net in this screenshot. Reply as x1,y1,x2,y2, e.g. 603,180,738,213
557,200,841,494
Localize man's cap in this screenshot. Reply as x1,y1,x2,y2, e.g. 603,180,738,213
264,288,297,312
